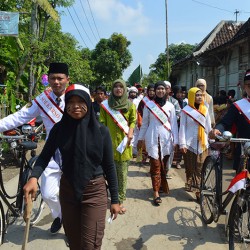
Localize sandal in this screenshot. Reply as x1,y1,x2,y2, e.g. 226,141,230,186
119,205,126,215
153,197,162,206
184,183,191,192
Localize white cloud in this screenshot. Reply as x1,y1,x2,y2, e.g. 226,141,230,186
90,0,150,36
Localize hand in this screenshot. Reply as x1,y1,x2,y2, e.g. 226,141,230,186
127,128,134,147
23,177,38,203
110,204,120,220
208,129,221,139
180,147,187,154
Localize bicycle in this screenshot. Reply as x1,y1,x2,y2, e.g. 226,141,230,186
0,130,44,245
228,140,250,249
199,131,250,249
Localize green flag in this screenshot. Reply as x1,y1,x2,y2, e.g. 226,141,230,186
127,65,142,86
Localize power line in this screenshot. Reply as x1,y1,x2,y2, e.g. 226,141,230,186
67,8,89,49
192,0,232,13
86,0,101,40
192,0,250,21
79,0,98,43
72,5,94,47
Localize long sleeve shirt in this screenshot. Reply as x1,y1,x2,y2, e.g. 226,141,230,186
0,91,65,139
99,103,136,161
138,101,178,160
179,108,211,154
31,124,119,204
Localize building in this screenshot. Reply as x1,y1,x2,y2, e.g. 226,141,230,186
170,18,250,99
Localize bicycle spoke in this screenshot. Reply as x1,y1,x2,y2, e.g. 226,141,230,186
200,156,216,224
229,195,250,249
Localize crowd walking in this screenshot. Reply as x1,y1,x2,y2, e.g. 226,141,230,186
1,61,250,249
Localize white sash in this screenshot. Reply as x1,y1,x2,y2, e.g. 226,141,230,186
182,105,206,128
142,96,171,131
234,98,250,124
34,90,63,124
101,100,129,154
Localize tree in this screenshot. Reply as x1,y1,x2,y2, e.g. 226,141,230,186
148,43,195,80
91,33,132,88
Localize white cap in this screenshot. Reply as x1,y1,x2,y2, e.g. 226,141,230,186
164,81,171,88
128,86,138,93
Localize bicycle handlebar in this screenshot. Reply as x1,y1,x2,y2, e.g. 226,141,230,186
230,138,250,143
0,134,25,140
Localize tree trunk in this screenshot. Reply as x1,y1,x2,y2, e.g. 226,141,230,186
29,2,39,101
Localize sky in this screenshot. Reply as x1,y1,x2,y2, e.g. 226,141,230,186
59,0,250,81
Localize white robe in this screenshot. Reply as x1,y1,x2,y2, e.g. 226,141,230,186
138,101,179,160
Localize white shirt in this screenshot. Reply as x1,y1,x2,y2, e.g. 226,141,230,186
138,101,178,160
0,91,65,139
179,109,211,154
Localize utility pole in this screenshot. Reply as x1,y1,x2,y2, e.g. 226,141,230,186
165,0,170,79
234,9,240,22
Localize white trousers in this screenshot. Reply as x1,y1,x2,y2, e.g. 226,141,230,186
41,159,62,219
132,126,140,155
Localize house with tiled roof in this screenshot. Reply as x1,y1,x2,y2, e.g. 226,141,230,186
170,18,250,98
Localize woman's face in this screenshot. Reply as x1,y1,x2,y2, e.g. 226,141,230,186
155,85,166,98
113,83,124,97
196,82,205,93
195,90,203,104
66,95,88,119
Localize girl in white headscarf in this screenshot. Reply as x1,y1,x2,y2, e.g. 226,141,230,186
195,79,215,126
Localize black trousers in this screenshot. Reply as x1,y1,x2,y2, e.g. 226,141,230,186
59,175,108,250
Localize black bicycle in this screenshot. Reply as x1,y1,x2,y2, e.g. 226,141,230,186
199,131,250,249
0,131,44,245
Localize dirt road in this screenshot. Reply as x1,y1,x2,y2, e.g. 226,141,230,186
0,157,232,250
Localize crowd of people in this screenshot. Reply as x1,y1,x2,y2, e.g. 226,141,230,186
0,61,248,249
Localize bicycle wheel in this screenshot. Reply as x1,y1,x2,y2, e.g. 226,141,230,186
0,201,5,245
23,156,45,225
228,193,250,250
200,156,217,224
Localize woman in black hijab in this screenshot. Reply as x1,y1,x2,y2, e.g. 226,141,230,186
24,84,120,250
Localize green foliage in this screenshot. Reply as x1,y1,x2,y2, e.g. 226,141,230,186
91,33,132,87
149,43,195,80
0,2,133,110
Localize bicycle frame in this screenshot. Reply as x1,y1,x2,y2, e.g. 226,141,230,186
201,135,250,224
0,136,36,226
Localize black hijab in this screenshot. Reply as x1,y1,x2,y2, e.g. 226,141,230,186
57,84,103,200
154,81,167,107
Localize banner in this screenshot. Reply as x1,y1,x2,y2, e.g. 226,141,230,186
0,11,19,36
127,65,143,86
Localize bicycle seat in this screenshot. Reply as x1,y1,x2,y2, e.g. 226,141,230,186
19,141,37,150
210,141,227,151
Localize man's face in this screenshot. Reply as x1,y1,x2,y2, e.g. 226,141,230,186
165,86,171,96
129,91,137,99
48,73,69,96
95,90,106,103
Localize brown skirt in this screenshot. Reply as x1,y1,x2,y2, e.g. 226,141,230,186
183,149,208,190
